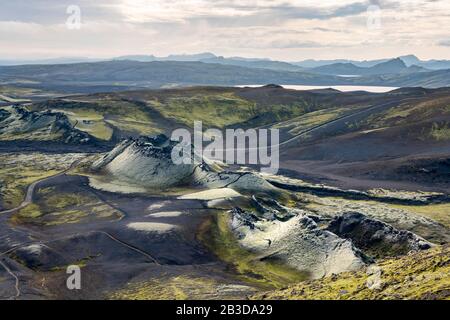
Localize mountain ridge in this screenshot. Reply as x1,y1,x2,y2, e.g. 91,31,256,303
2,53,450,71
0,59,449,91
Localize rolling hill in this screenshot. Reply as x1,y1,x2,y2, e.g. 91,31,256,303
0,84,449,300
311,58,428,76
14,85,449,192
0,60,340,93
0,60,449,93
276,87,450,192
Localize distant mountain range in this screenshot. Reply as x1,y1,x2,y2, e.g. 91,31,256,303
114,53,305,72
114,52,217,62
0,60,339,91
2,53,450,71
310,58,429,76
0,53,450,92
292,54,450,70
113,53,450,73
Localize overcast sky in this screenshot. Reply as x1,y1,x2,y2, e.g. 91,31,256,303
0,0,449,61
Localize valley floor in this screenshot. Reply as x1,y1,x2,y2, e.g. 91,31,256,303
0,151,449,300
0,82,449,300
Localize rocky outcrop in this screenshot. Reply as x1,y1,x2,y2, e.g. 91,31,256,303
227,199,434,279
92,135,198,188
230,207,367,279
0,105,93,144
91,134,276,193
327,212,432,258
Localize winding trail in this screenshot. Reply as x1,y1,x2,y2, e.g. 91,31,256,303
0,159,82,216
0,159,83,299
97,231,160,265
0,158,163,299
0,95,432,299
204,96,423,153
0,259,20,299
276,97,419,147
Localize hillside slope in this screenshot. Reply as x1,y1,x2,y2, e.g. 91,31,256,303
277,87,450,191
4,85,450,191
252,246,449,300
1,60,449,91
0,105,95,144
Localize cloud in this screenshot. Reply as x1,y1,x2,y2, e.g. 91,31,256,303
269,40,327,49
0,1,373,25
0,0,449,60
438,40,450,46
285,2,370,20
117,1,374,27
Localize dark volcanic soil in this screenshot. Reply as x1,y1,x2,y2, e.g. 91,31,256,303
0,174,257,299
278,154,450,193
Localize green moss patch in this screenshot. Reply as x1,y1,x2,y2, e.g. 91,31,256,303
109,276,224,300
12,190,123,226
252,246,450,300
